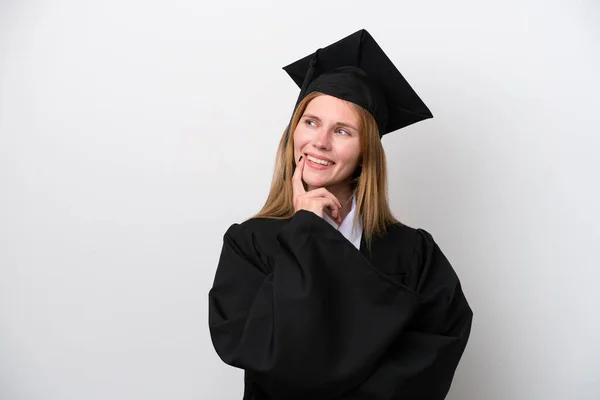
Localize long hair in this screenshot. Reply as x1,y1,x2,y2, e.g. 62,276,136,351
251,92,399,247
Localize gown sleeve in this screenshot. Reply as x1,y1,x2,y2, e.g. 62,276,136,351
337,228,473,399
209,210,423,399
208,210,472,399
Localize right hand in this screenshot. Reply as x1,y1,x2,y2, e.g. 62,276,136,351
292,156,342,224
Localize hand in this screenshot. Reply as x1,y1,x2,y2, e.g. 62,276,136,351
292,156,342,224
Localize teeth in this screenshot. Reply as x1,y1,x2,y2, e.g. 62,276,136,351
307,155,333,166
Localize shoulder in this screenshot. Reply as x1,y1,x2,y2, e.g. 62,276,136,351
239,217,289,241
223,216,288,238
218,217,289,274
388,222,461,294
372,221,452,285
240,216,290,231
375,220,430,254
222,217,291,260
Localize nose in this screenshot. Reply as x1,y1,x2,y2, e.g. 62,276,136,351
312,127,332,151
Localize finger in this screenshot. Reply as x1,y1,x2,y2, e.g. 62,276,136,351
321,199,341,220
331,208,342,224
319,199,335,214
333,208,342,225
308,187,343,210
332,207,342,224
292,156,306,197
328,206,338,220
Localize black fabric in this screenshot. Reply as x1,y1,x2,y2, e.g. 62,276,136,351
283,29,433,137
208,211,473,399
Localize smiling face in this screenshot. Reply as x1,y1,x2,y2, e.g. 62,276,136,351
293,94,362,192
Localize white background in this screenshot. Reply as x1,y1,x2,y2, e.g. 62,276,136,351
1,0,599,399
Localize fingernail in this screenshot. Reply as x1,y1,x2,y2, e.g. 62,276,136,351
299,156,303,162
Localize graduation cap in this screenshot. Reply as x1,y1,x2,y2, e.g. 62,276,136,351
283,29,433,138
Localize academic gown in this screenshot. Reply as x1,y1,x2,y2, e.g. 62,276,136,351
208,210,473,400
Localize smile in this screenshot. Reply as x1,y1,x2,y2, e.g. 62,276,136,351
306,154,334,166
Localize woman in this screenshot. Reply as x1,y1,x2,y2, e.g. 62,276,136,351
208,29,473,400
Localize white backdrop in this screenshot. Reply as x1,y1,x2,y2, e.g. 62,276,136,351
1,0,599,399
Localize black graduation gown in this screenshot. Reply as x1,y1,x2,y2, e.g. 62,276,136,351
208,210,473,400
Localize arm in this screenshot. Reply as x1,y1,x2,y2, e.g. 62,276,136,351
208,211,422,398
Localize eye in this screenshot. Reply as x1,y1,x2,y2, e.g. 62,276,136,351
305,119,317,127
336,128,350,136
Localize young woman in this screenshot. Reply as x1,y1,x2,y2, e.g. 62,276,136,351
208,29,473,400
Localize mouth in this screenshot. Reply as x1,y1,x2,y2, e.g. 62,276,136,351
305,153,335,168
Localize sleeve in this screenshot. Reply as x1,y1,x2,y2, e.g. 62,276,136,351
337,229,473,400
208,211,422,399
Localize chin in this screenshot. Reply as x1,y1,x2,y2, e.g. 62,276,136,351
303,175,343,189
304,178,328,188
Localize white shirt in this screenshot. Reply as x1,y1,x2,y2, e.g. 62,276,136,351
322,195,363,250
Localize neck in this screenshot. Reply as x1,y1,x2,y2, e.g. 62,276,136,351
307,181,354,224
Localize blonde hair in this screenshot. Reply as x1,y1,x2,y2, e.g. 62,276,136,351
251,92,399,247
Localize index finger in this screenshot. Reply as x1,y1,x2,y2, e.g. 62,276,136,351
292,156,306,197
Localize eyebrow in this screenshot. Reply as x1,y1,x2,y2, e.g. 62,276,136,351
302,113,359,132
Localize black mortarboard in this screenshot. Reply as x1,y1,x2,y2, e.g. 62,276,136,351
283,29,433,138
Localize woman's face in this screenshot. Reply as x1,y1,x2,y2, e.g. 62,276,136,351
293,94,362,191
